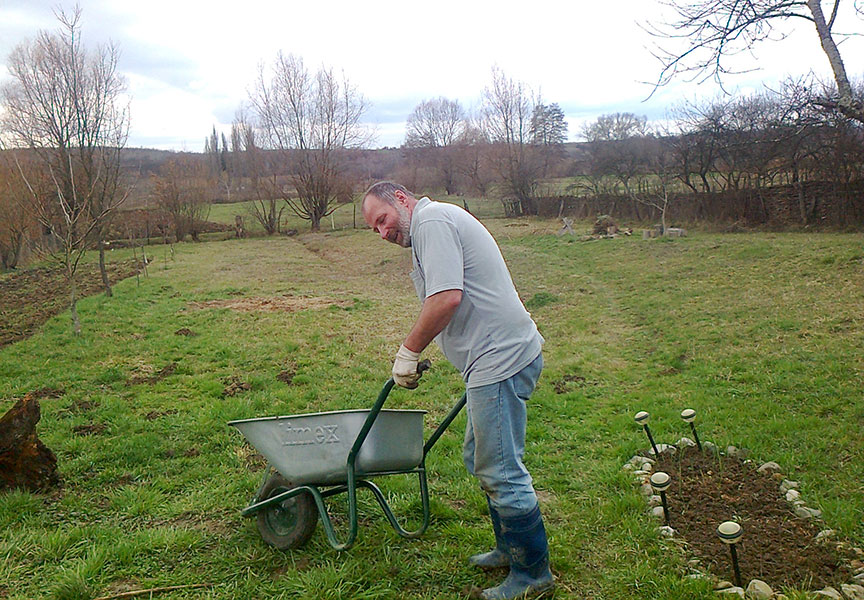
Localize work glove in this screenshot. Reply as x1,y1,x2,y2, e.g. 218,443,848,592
392,344,422,389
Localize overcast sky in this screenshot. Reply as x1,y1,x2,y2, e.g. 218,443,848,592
1,0,861,151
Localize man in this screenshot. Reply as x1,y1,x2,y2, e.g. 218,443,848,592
361,182,554,600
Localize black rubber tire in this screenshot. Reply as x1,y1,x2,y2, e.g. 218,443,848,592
255,473,318,550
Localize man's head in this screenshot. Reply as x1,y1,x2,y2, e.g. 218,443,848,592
362,181,417,248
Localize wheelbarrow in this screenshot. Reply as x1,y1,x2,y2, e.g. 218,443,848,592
228,362,467,551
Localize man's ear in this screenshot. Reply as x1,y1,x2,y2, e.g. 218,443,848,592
394,189,409,207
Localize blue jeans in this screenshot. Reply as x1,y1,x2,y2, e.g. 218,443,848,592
462,353,543,518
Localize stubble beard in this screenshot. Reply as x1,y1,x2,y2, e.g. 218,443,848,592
396,205,411,247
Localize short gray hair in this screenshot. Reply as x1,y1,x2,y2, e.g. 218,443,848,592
362,181,414,210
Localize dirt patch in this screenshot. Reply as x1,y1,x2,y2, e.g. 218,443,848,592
72,423,107,436
30,387,65,400
183,447,200,458
653,447,854,590
552,374,590,394
0,259,141,348
127,363,178,386
223,376,251,397
174,328,197,336
144,409,177,421
188,295,352,313
277,362,297,385
235,444,266,471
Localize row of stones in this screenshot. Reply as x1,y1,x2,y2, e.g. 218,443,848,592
623,439,864,600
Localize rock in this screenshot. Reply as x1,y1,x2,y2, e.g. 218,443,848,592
841,584,864,600
854,547,864,559
745,579,772,599
854,573,864,584
688,558,701,567
687,573,707,580
815,529,835,543
725,445,750,459
716,587,745,597
756,461,781,474
812,586,842,599
622,463,634,471
785,489,801,502
641,483,654,496
677,437,697,448
649,443,677,456
714,581,735,591
780,479,800,493
658,525,675,537
651,506,665,519
633,469,650,478
648,495,662,507
794,506,822,519
703,441,719,454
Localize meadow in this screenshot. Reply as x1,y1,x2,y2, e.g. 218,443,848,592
1,214,862,600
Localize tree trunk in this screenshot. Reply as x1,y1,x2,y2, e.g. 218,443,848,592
70,276,81,336
0,395,60,491
99,241,112,297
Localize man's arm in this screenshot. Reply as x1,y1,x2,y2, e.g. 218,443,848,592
403,289,463,353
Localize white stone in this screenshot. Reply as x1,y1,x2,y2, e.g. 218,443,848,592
785,489,801,502
815,529,835,543
658,525,675,537
841,584,864,600
756,461,781,474
793,506,822,519
677,437,697,448
641,483,654,496
854,573,864,584
622,463,634,471
633,469,650,478
688,558,701,567
649,443,677,456
714,581,734,591
703,441,719,454
812,586,842,599
687,573,707,580
745,579,772,600
651,506,666,519
716,587,745,597
780,479,800,493
648,495,662,507
725,445,749,459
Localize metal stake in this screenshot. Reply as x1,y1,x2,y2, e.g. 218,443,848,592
650,472,671,525
717,521,743,588
680,408,702,451
634,411,659,455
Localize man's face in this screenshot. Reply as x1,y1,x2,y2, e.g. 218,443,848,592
363,194,412,248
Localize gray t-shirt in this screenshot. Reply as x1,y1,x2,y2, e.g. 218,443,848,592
409,197,543,388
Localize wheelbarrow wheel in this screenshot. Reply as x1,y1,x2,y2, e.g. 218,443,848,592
256,473,318,550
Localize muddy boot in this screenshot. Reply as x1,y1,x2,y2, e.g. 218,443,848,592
469,497,510,569
481,504,554,600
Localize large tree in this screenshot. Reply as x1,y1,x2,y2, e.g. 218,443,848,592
482,67,540,216
403,97,467,195
250,52,370,231
530,102,568,177
0,6,129,333
649,0,864,123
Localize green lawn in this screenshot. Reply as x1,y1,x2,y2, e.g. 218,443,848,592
1,220,862,599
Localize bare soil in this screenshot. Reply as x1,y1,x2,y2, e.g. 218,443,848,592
188,295,352,312
0,259,140,348
653,447,854,590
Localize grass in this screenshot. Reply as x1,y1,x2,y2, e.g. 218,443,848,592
1,219,862,599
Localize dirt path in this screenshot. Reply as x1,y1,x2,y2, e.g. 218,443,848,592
0,259,140,348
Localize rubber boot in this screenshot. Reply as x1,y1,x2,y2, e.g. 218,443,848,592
469,497,510,569
481,504,554,600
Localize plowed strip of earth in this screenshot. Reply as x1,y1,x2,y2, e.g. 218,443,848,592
0,259,140,348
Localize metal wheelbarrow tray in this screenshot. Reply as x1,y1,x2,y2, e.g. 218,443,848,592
229,368,466,551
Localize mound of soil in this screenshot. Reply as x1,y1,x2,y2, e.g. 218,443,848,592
0,259,141,348
653,447,854,590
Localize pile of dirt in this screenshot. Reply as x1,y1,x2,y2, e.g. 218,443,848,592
0,259,141,348
653,447,854,590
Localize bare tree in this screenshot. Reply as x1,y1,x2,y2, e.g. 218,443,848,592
151,155,213,242
403,97,466,194
0,153,40,270
250,52,371,231
648,0,864,124
482,66,541,215
231,108,283,234
0,6,130,333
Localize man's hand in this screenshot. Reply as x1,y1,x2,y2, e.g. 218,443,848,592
392,344,422,389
